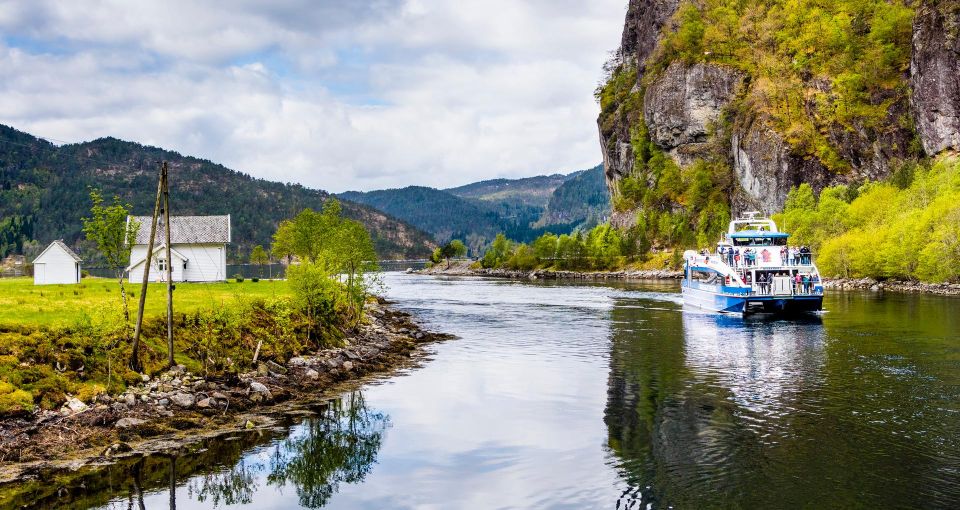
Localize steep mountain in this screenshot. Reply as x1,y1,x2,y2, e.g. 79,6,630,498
0,125,435,261
596,0,960,251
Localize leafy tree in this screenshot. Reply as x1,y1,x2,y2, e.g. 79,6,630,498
81,190,141,373
532,233,558,261
439,239,467,268
330,219,379,325
482,234,514,268
276,200,380,328
250,244,269,277
286,261,342,343
81,191,140,325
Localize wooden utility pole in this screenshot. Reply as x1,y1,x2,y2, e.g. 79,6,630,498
131,163,164,372
162,163,174,368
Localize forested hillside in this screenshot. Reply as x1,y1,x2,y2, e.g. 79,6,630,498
535,165,609,229
339,165,606,254
594,0,960,281
0,125,435,261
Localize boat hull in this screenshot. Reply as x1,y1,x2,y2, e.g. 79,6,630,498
681,282,822,315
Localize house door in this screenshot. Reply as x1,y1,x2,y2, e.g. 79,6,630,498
35,263,45,283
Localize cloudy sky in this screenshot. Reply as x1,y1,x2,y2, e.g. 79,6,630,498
0,0,625,192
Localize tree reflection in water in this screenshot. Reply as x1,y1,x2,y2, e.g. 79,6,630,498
266,391,387,508
187,457,261,507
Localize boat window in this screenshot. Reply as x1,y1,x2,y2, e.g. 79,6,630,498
690,270,719,283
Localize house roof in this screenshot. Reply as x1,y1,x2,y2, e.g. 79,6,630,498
33,240,82,264
128,215,231,245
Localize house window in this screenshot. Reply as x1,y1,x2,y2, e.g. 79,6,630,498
158,259,166,271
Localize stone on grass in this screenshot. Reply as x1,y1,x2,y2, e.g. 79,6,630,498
305,369,320,380
115,417,147,429
63,397,88,414
170,393,196,408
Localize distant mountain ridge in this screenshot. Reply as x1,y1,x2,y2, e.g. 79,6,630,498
339,164,608,254
0,124,435,261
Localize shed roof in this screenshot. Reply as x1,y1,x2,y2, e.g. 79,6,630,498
128,215,231,245
33,240,82,264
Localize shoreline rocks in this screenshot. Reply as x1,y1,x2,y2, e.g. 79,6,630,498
0,300,453,479
822,278,960,296
420,263,960,296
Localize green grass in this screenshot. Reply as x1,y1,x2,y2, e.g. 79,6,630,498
0,277,290,328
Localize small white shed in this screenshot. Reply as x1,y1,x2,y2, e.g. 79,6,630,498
32,240,82,285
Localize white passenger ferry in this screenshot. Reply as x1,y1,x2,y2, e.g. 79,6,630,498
681,212,824,315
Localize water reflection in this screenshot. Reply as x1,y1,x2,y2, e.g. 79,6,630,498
265,393,386,508
0,391,387,509
606,293,960,508
2,276,959,509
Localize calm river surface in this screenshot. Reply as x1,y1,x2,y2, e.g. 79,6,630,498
19,274,960,509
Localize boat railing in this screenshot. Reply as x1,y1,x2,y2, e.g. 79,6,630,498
749,282,822,296
719,251,816,269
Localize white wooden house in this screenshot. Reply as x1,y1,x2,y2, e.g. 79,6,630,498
126,215,230,282
33,240,82,285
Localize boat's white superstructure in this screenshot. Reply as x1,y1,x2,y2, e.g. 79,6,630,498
681,212,824,314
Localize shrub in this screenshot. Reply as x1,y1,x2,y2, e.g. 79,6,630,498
251,277,260,283
0,381,34,416
234,274,245,283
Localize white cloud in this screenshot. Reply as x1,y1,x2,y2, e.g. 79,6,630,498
0,0,625,191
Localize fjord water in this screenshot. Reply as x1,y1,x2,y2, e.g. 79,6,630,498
41,274,960,508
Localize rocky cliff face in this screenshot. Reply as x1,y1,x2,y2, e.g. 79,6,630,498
911,0,960,155
599,0,960,226
598,0,680,187
644,62,743,166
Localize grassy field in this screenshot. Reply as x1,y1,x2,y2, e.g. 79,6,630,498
0,277,291,328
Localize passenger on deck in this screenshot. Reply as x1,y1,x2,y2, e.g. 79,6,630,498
788,246,796,266
800,246,811,265
757,273,768,294
802,273,811,293
794,273,802,294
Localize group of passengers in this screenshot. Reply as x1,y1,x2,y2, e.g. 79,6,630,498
715,244,812,267
751,271,819,295
780,246,812,265
717,246,764,267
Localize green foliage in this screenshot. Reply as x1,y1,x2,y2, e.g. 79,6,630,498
272,200,379,324
440,239,467,263
614,124,732,254
481,234,514,268
775,156,960,282
286,262,346,347
250,244,268,265
0,381,33,416
596,66,638,115
81,190,139,276
0,125,433,261
0,215,34,259
652,0,916,171
538,165,610,231
482,223,634,271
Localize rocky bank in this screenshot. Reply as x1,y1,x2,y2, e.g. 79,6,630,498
600,0,960,216
0,300,452,483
